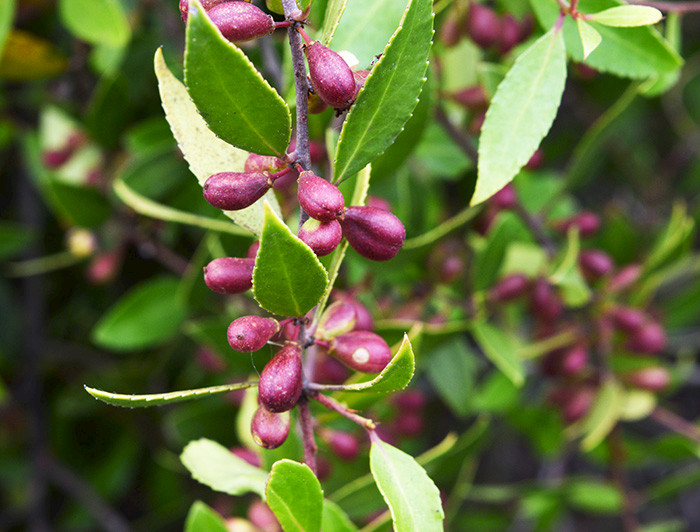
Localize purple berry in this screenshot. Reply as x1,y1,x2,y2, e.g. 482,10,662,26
330,331,392,373
314,352,350,384
559,345,588,376
298,218,343,257
554,211,601,238
247,241,260,259
207,1,275,43
608,264,642,292
491,183,517,210
489,273,530,303
297,171,345,222
393,390,427,412
258,343,303,413
203,257,254,294
498,14,520,54
451,85,488,110
611,306,646,333
203,171,271,211
179,0,232,23
579,249,614,280
227,316,279,352
530,277,563,321
395,413,424,438
627,367,671,392
305,41,357,110
231,446,262,467
340,206,406,262
366,196,392,212
337,294,373,331
251,407,290,449
325,430,361,461
317,301,357,339
244,153,287,174
627,321,667,354
465,2,501,49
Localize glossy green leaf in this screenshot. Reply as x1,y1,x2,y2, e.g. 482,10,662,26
0,0,15,58
321,0,349,45
155,48,282,235
184,1,291,156
181,438,268,497
529,0,682,79
426,337,477,417
472,27,566,206
565,479,622,514
328,0,407,67
92,277,187,351
185,502,229,532
590,5,662,27
577,19,602,60
266,460,323,532
322,500,359,532
58,0,130,48
253,203,328,317
579,378,623,451
471,321,525,387
369,436,444,532
333,0,434,183
84,381,256,408
324,334,414,393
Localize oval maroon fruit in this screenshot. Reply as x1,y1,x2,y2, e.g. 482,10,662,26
489,273,530,303
579,249,614,280
297,171,345,222
203,171,271,211
325,429,360,461
258,343,303,413
204,257,254,294
227,316,279,352
465,2,501,49
207,1,275,42
627,321,667,354
626,367,671,392
330,331,392,373
530,277,563,321
179,0,233,23
340,206,406,262
305,42,357,110
298,218,343,257
251,407,290,449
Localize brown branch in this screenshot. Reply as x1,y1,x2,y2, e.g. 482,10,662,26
650,406,700,445
296,397,318,475
309,391,377,430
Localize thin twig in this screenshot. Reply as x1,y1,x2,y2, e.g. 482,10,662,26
435,106,479,164
297,397,318,475
627,0,700,12
513,202,557,258
650,406,700,445
310,391,377,430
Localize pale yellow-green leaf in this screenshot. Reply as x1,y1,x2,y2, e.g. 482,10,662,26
577,19,602,60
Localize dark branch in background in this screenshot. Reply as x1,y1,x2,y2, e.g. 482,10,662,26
259,35,284,93
122,224,189,276
608,426,640,532
628,0,700,12
513,202,557,258
435,105,479,164
650,406,700,445
17,165,50,532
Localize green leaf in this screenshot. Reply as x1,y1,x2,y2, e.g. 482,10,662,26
426,338,477,417
333,0,434,183
644,202,695,273
577,19,602,60
471,321,525,387
579,378,623,451
564,479,622,514
84,381,256,408
265,0,310,14
369,436,444,531
184,1,291,156
0,222,34,261
328,0,407,67
181,438,268,497
0,0,15,58
265,460,324,532
185,502,229,532
529,0,682,79
322,500,359,532
328,334,414,393
472,27,566,206
321,0,349,46
253,203,328,317
550,228,591,307
155,48,282,235
92,277,187,351
113,178,249,236
58,0,130,48
590,5,663,27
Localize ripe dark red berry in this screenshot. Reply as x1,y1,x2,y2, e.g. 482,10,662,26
314,352,350,384
579,249,614,280
608,264,642,292
340,206,406,262
395,412,424,438
489,273,530,303
203,171,271,211
244,153,287,174
227,316,279,352
231,446,262,467
258,343,303,413
559,345,588,376
305,41,356,110
627,321,667,354
297,171,345,222
204,257,254,294
491,183,517,210
251,407,290,449
179,0,232,23
626,367,671,392
465,2,501,49
247,499,280,531
324,429,361,461
498,14,520,54
611,306,646,333
393,390,427,412
530,277,563,321
317,301,357,339
207,2,275,43
330,331,392,373
247,241,260,259
298,218,342,256
366,196,392,212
